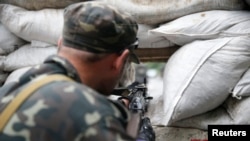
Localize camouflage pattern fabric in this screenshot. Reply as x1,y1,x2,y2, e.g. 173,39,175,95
63,1,138,54
0,55,135,141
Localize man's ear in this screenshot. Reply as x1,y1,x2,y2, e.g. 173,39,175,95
112,49,130,71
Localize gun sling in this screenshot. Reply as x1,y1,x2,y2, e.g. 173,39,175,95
0,74,73,132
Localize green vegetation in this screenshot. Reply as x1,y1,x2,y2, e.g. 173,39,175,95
144,62,165,71
143,62,166,77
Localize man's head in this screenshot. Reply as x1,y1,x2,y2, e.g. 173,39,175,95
58,1,139,94
62,1,139,63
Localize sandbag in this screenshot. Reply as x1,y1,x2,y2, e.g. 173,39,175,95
0,4,171,49
0,56,8,85
31,40,56,48
0,0,246,24
0,71,8,86
104,0,246,24
3,66,31,85
232,68,250,99
0,4,64,45
171,96,250,130
149,10,250,46
0,55,5,67
138,24,175,48
0,22,27,55
162,36,250,125
0,0,85,10
3,43,57,71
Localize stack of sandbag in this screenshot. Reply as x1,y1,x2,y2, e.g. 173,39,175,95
1,0,246,24
104,0,246,25
0,21,27,84
0,0,87,10
1,0,246,84
0,3,174,48
0,4,64,45
0,2,174,87
0,3,136,87
0,0,249,140
147,9,250,131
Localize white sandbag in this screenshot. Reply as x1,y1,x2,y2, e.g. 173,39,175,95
0,55,6,69
0,22,27,55
0,0,85,10
0,56,8,86
3,66,31,85
0,0,246,24
104,0,246,24
138,24,175,48
232,68,250,99
31,40,56,48
171,96,250,130
0,4,64,45
222,20,250,36
223,96,250,125
3,44,57,71
0,71,8,86
0,4,171,49
170,102,234,130
149,10,250,45
162,36,250,125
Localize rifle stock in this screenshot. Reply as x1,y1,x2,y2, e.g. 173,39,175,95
126,113,141,138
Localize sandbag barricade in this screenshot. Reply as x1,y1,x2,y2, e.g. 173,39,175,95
149,10,250,45
1,1,250,140
161,36,250,129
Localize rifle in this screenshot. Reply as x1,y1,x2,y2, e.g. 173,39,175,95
112,78,153,138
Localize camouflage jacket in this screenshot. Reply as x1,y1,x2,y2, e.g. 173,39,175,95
0,55,135,141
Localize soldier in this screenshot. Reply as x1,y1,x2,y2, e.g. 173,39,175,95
0,1,155,141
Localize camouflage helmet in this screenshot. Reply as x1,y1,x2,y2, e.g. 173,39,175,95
62,1,140,63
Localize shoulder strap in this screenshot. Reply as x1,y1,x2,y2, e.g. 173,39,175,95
0,74,73,132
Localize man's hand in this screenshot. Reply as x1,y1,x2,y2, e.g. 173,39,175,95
115,80,155,141
118,97,130,108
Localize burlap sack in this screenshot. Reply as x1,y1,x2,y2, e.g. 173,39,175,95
149,10,250,46
0,0,85,10
105,0,246,24
162,36,250,126
0,22,27,55
1,0,245,24
3,44,57,71
0,4,63,45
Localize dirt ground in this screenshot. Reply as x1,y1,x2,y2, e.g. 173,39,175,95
153,126,208,141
